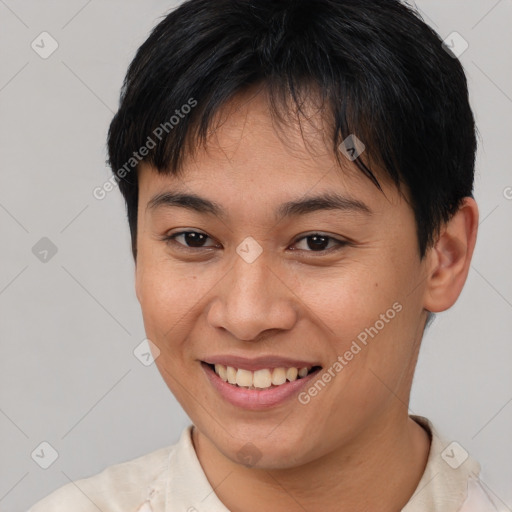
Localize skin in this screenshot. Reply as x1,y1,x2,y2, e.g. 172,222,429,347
134,87,479,512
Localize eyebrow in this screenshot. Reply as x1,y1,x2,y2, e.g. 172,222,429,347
146,190,372,220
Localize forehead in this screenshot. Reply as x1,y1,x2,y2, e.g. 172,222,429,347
137,88,399,213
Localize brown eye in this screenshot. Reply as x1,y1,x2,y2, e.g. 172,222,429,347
292,233,347,253
163,230,219,250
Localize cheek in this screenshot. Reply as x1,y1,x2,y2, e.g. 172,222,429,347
135,256,202,400
135,247,223,363
295,263,396,340
299,254,422,384
135,251,193,343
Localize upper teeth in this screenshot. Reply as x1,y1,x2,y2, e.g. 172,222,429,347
213,364,311,389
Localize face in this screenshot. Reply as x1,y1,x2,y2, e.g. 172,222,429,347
135,88,431,469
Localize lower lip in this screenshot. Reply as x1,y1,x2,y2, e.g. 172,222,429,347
201,362,322,410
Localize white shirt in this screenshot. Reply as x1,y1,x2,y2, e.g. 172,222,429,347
27,416,501,512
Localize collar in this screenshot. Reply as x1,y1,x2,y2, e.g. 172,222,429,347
403,415,481,511
165,424,230,511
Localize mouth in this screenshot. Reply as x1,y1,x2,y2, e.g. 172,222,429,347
201,360,323,410
202,362,323,390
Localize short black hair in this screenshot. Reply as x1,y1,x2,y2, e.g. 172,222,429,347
107,0,477,261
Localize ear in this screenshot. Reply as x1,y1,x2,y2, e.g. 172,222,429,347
134,250,144,304
423,197,479,313
134,264,140,303
135,265,144,305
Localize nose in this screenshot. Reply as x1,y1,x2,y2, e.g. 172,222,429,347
206,248,298,342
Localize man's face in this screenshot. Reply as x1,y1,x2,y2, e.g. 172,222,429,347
135,89,431,468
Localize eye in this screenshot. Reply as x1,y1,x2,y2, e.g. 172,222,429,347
162,230,219,250
162,230,348,255
291,233,348,253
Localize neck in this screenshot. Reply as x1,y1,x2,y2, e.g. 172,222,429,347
192,412,431,512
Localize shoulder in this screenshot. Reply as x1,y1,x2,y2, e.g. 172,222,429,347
27,443,176,512
27,424,229,512
405,416,502,512
458,477,504,512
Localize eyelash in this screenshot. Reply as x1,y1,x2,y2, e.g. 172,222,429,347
160,230,349,256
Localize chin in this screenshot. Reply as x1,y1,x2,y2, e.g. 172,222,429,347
209,420,316,468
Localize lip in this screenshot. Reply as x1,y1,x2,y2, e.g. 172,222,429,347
201,361,322,410
202,354,321,371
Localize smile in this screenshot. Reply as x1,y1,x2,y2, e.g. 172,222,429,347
209,363,320,390
201,361,323,410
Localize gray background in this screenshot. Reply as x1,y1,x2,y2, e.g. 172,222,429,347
0,1,511,511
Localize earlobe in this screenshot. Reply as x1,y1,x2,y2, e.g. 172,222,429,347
423,197,479,313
